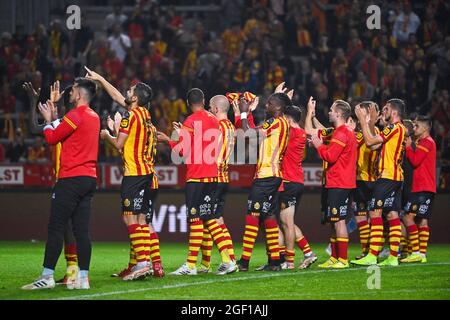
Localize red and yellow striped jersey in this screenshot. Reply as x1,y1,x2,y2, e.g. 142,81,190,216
255,116,289,179
377,122,406,181
119,106,156,177
356,127,380,182
218,119,236,183
151,171,159,189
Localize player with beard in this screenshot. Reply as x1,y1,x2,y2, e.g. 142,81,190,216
86,67,164,279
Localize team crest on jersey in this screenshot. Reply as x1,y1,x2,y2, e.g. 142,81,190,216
382,124,394,136
190,208,197,215
359,202,365,210
332,208,338,215
356,132,363,140
120,119,129,128
123,199,130,207
377,200,383,207
254,202,261,210
412,204,418,211
262,118,274,130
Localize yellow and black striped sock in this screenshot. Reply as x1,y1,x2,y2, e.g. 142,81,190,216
64,244,77,267
220,223,235,261
369,216,384,256
241,214,259,262
285,250,295,263
128,242,137,269
357,220,370,254
296,236,312,256
400,234,408,256
128,224,146,264
264,219,280,262
149,231,161,264
418,226,430,255
140,224,152,263
200,228,213,267
388,218,402,257
187,220,204,269
407,224,420,253
205,219,230,263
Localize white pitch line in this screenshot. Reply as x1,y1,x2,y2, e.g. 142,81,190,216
54,262,450,300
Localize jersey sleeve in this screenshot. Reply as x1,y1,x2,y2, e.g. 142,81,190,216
316,129,348,164
43,109,81,145
379,123,399,142
406,139,432,168
118,111,135,135
318,127,334,142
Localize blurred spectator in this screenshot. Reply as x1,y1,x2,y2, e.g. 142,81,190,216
0,83,16,140
27,136,48,163
6,128,27,163
104,4,128,34
392,1,421,45
348,71,375,103
108,25,131,62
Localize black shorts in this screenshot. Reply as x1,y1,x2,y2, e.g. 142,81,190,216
354,180,375,215
320,186,328,224
214,182,229,219
327,188,352,223
247,177,282,218
280,181,304,211
121,174,154,214
369,178,403,213
186,182,217,222
145,188,159,224
404,192,434,219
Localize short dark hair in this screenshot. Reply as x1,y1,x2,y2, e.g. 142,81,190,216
387,98,405,118
270,92,292,113
134,82,153,106
187,88,204,105
360,100,379,113
285,105,302,124
334,99,352,120
415,114,432,129
74,78,97,102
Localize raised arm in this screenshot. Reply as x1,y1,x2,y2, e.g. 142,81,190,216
355,105,383,147
85,66,126,107
304,96,317,135
23,82,42,134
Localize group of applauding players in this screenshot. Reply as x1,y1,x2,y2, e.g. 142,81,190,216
21,68,435,290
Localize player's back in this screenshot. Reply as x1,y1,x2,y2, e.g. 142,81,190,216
281,126,306,183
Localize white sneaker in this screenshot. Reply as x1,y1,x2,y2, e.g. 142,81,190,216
74,275,90,290
65,265,79,288
325,243,332,256
298,253,318,269
198,264,211,274
216,261,238,275
122,264,149,281
22,276,55,290
170,263,197,275
379,247,390,259
280,262,295,270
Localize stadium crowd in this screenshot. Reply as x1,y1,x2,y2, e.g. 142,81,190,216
0,0,449,178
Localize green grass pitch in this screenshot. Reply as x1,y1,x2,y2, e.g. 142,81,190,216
1,242,449,300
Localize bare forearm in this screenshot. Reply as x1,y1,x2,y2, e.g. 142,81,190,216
99,78,126,107
360,121,381,146
304,112,314,135
313,117,325,129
